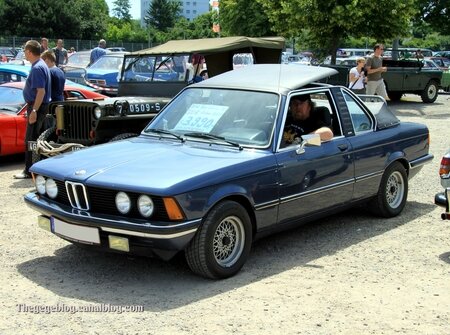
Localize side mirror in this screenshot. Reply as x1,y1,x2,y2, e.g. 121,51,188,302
296,134,321,155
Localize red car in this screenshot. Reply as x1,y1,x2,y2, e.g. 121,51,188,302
0,81,106,156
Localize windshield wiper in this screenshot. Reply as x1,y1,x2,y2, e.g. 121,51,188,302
146,128,185,142
184,132,243,150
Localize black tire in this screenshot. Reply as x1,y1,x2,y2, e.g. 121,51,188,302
32,126,57,164
387,91,403,101
109,133,138,142
369,162,408,218
185,201,252,279
421,80,439,103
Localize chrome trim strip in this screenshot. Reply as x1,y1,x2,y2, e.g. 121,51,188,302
355,171,383,182
280,178,354,203
255,200,279,210
101,226,198,239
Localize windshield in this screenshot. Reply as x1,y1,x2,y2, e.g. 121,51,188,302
144,88,279,148
0,86,25,113
90,55,124,70
67,52,91,67
122,54,190,82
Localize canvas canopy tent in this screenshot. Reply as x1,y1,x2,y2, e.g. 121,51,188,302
130,36,285,77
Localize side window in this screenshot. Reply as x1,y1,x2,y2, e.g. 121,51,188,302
281,90,339,148
343,91,372,133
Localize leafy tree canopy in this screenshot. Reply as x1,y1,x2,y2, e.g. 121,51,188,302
0,0,109,39
112,0,132,22
144,0,181,32
219,0,275,37
257,0,417,62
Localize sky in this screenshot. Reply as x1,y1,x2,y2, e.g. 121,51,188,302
105,0,141,19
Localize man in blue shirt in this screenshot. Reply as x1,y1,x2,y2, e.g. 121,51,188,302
90,39,107,65
14,40,51,179
41,50,65,102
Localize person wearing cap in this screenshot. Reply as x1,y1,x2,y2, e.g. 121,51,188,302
283,94,333,144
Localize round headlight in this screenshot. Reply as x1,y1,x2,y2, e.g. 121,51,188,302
45,178,58,199
94,106,102,119
36,175,46,195
138,195,154,218
115,192,131,214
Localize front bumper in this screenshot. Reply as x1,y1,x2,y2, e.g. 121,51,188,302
25,192,201,258
434,187,450,220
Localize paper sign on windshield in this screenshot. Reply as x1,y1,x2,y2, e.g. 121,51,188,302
173,104,228,133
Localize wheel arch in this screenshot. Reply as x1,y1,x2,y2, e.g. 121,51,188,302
204,189,256,238
386,153,410,177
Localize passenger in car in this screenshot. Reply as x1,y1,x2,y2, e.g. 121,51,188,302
283,94,333,144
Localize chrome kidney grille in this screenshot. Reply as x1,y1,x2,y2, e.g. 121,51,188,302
65,181,90,210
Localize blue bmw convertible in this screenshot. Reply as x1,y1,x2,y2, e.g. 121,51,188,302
25,64,433,279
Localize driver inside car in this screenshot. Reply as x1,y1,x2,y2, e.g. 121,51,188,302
283,94,333,144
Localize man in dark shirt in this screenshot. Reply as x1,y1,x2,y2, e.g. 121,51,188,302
41,50,65,102
283,94,333,144
14,40,51,179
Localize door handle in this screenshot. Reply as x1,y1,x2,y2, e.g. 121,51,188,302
338,144,348,151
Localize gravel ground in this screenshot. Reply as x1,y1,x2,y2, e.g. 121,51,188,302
0,93,449,335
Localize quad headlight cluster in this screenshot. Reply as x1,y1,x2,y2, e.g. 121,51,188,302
115,192,155,218
35,175,58,199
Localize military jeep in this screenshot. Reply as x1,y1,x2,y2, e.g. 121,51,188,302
31,36,285,161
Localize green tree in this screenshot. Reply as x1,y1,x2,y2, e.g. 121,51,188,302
144,0,181,32
219,0,274,37
0,0,109,39
416,0,450,36
107,19,148,43
112,0,132,22
257,0,417,63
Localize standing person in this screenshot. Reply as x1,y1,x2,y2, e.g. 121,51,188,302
348,57,367,94
41,50,65,102
40,37,49,54
365,44,388,99
90,39,107,65
53,39,68,67
14,40,51,179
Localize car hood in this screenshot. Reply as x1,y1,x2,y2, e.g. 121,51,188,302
30,137,271,195
86,69,119,85
87,69,118,77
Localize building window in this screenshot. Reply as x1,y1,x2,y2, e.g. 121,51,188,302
186,10,190,14
193,10,197,14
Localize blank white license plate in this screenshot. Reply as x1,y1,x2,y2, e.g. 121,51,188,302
52,217,100,244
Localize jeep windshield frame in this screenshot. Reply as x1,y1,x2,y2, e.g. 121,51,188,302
118,36,285,98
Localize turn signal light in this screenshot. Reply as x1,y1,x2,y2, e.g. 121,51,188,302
163,197,185,221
